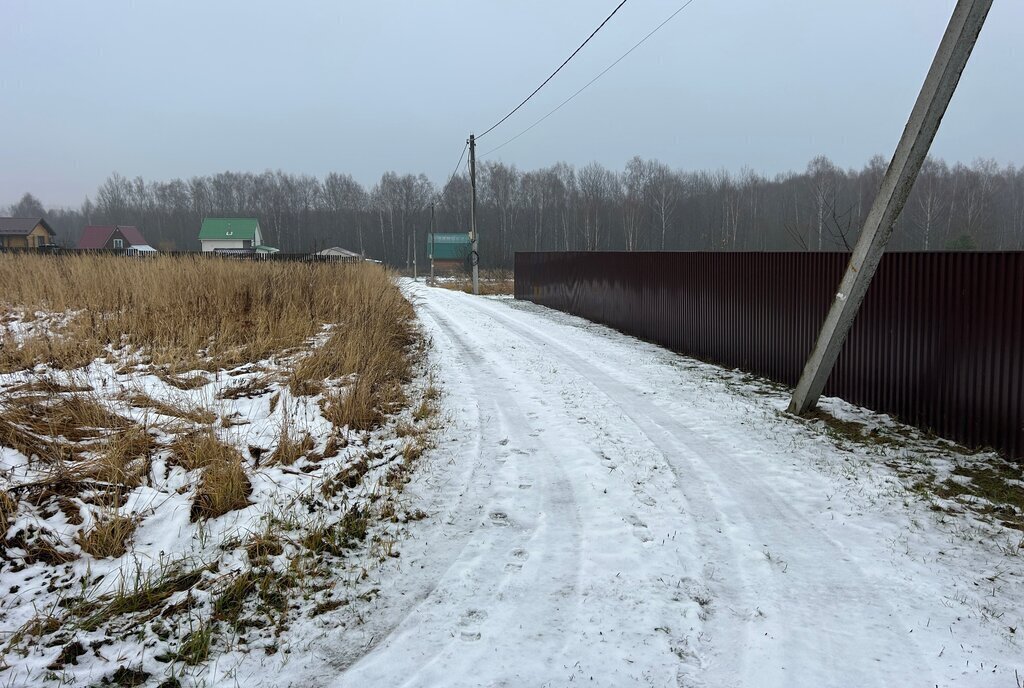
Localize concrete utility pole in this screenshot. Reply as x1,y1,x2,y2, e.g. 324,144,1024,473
469,133,480,295
429,202,436,286
789,0,992,415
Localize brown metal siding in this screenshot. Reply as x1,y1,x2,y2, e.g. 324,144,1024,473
515,251,1024,460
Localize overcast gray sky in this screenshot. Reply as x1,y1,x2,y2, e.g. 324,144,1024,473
2,0,1021,208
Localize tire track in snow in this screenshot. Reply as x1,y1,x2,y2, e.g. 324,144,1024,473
422,292,755,685
337,298,587,686
451,291,936,687
420,303,588,676
417,296,712,688
337,284,940,687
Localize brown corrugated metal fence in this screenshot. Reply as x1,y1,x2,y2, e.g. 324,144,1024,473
514,251,1024,460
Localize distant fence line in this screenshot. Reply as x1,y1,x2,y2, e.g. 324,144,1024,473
514,251,1024,460
0,247,366,263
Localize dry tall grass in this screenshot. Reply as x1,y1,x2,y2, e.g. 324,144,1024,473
1,253,433,673
434,269,514,295
1,253,419,537
0,253,409,372
1,253,418,436
192,454,251,521
76,514,136,558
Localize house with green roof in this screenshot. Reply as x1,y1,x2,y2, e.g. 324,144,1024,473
198,218,277,253
427,232,471,270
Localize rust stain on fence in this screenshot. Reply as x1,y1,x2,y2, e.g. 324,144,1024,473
515,251,1024,460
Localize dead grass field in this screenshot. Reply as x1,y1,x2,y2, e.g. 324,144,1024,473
0,253,438,684
0,253,412,371
431,268,514,295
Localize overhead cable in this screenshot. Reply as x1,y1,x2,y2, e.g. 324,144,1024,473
477,0,630,140
481,0,698,159
437,141,469,199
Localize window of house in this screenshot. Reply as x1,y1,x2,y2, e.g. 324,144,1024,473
113,239,124,249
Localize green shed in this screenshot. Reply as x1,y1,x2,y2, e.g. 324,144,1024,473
427,233,471,263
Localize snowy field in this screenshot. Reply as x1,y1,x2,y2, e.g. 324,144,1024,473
0,258,433,687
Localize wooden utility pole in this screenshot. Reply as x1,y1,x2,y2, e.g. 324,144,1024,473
789,0,992,415
413,226,418,280
469,133,480,295
429,202,436,286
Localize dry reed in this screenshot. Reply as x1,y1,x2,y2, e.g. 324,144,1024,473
122,391,216,425
0,253,407,371
434,269,514,296
0,489,16,535
76,514,137,558
75,425,154,487
0,253,424,644
170,431,239,473
192,454,251,521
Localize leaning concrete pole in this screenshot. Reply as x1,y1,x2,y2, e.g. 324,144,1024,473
788,0,992,415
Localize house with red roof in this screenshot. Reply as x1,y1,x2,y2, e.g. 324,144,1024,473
77,225,156,252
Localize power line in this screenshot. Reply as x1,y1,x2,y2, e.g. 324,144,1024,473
438,141,469,198
481,0,698,159
477,0,630,140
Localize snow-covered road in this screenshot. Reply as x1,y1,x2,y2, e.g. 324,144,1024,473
328,283,1022,688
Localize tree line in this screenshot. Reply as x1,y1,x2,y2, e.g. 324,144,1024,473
7,155,1023,267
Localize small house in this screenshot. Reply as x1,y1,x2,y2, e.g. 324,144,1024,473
199,218,277,253
77,225,156,252
0,217,57,248
427,233,472,271
315,247,364,261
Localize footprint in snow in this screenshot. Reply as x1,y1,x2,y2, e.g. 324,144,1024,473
458,609,488,626
504,549,529,572
458,609,487,641
636,493,657,508
489,511,510,526
625,514,654,543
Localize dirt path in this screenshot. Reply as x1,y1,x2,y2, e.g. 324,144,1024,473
330,283,1020,688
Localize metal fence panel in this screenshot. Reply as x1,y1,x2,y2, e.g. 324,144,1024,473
515,251,1024,460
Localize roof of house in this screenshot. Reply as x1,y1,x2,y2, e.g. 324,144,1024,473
77,225,149,249
316,247,362,258
427,233,471,261
429,233,471,244
199,218,260,241
0,217,55,236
